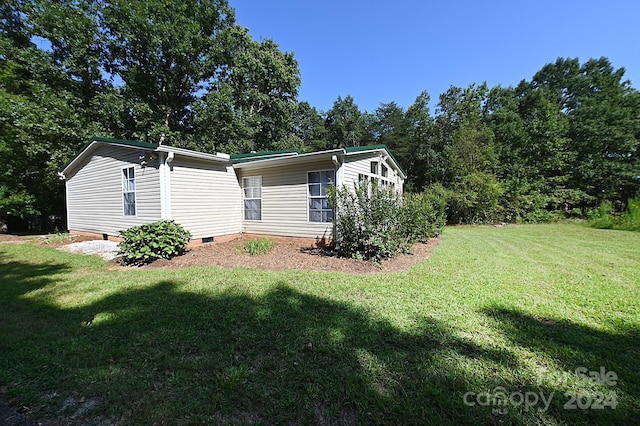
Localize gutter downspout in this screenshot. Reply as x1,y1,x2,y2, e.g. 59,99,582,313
58,172,70,232
331,154,343,247
331,154,343,187
159,152,167,219
164,152,174,219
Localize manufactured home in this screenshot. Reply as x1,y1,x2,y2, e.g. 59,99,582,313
60,137,406,243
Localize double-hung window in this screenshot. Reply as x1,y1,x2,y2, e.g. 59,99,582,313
370,161,378,175
243,176,262,220
122,167,136,216
308,170,335,222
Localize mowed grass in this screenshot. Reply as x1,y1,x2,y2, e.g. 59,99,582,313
1,224,639,425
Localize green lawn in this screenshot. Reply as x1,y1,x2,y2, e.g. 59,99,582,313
1,224,639,425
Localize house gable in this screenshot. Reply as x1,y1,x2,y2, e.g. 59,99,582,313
344,145,407,180
62,137,159,179
65,143,162,236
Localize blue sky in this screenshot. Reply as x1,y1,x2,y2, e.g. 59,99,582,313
231,0,640,113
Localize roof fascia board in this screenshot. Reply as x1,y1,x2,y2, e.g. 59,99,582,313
232,148,345,170
230,152,299,163
156,145,230,162
230,150,299,160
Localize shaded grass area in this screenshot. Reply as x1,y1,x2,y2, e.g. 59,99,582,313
0,224,639,424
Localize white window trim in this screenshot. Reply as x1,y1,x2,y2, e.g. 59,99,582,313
370,161,379,175
122,166,136,217
307,169,335,223
243,175,262,221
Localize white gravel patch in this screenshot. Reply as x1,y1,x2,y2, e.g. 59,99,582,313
59,240,120,260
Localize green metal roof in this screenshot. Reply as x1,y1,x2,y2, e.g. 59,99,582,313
345,144,407,176
231,149,300,162
344,144,387,153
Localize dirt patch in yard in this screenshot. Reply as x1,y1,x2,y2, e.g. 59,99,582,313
38,235,100,248
0,234,37,244
139,235,443,274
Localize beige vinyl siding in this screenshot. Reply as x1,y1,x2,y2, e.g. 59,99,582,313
343,153,403,192
66,145,161,235
240,160,334,239
169,157,242,240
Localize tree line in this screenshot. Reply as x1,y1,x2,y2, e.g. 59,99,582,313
1,0,639,230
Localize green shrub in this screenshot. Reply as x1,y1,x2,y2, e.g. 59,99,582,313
328,181,445,262
118,220,191,265
587,201,615,229
328,180,404,262
586,198,640,232
243,238,275,256
618,198,640,231
430,173,504,224
401,192,446,243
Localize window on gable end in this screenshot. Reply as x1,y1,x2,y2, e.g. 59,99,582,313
370,161,378,175
122,167,136,216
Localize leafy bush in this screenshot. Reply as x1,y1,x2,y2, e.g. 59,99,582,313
437,172,504,224
328,180,404,262
118,220,191,265
586,198,640,232
618,198,640,231
328,181,445,262
497,181,563,223
401,192,446,243
243,238,275,255
587,201,615,229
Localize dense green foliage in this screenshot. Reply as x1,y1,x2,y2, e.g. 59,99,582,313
327,181,444,261
401,191,447,242
117,220,191,265
1,0,638,229
587,198,640,232
328,181,405,261
242,238,275,256
0,0,299,229
2,225,639,424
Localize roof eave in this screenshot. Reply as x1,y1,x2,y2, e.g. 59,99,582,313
232,148,345,170
230,149,300,160
60,137,232,178
156,145,230,162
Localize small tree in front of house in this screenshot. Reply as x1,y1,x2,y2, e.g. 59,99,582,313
327,181,445,262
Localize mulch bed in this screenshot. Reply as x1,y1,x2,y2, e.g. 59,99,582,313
141,235,443,274
3,232,442,274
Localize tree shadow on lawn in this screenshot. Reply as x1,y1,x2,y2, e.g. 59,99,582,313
482,306,640,424
1,254,638,424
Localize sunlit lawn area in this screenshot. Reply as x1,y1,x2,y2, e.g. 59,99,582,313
1,224,639,424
